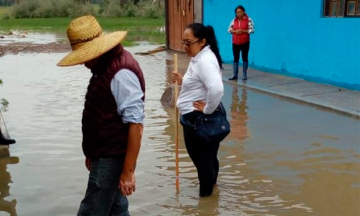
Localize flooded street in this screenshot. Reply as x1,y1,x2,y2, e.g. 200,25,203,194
0,45,359,216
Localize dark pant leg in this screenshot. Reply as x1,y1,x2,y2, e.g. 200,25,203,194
77,158,130,216
212,141,220,184
181,112,219,196
232,44,241,63
240,41,250,63
109,193,130,216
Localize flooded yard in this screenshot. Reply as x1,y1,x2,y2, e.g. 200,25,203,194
0,43,359,216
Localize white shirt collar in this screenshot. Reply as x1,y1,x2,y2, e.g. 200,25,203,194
191,45,211,63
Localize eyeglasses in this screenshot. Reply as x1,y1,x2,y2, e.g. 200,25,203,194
181,39,200,46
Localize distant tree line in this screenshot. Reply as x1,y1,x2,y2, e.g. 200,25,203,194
0,0,146,6
0,0,14,6
3,0,164,19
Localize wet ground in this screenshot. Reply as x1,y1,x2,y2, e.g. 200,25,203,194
0,34,359,216
0,31,70,56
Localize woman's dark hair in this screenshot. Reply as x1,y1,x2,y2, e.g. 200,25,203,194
235,5,246,14
186,23,223,69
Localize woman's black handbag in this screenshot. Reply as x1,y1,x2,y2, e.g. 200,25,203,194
193,102,230,143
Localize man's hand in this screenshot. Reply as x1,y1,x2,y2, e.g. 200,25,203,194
119,123,142,196
119,171,136,196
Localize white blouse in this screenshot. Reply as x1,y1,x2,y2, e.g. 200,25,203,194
177,45,224,115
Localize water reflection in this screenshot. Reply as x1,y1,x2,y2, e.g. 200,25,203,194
0,49,359,216
276,144,360,216
228,85,250,141
0,157,18,216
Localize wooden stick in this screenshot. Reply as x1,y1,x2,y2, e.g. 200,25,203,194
174,54,180,191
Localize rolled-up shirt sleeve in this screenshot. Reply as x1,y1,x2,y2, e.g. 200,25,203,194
110,69,145,124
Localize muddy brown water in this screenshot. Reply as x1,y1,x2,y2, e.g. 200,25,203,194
0,43,359,216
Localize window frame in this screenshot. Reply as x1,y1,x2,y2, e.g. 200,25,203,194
323,0,360,17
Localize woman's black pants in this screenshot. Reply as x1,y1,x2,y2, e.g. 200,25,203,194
181,111,220,196
232,41,250,63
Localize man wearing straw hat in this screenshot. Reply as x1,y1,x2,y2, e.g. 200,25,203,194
58,15,145,216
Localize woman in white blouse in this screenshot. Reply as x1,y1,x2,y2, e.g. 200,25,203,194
172,23,224,197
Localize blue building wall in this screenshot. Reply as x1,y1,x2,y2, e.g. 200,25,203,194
203,0,360,89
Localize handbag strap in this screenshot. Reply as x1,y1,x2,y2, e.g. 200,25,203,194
214,102,226,116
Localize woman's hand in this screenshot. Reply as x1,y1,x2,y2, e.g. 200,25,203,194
172,71,183,85
85,157,91,171
232,29,247,34
234,29,242,34
193,100,206,112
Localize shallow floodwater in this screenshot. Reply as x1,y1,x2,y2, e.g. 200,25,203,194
0,31,66,45
0,45,359,216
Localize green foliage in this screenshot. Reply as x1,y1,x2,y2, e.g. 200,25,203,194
0,6,10,18
0,79,9,111
0,16,165,44
53,0,79,17
0,16,164,31
125,3,137,17
0,98,9,111
0,0,14,7
3,0,164,19
11,0,95,18
101,0,123,17
99,0,164,18
136,0,164,19
67,2,96,18
98,0,107,14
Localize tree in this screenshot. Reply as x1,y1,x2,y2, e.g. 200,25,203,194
74,0,90,4
0,0,15,6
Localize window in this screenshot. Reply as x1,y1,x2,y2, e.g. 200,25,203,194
323,0,360,17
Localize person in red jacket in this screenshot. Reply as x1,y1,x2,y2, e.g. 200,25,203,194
228,5,255,81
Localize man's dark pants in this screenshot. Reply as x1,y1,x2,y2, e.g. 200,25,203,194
77,157,130,216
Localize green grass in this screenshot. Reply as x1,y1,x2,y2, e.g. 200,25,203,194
0,16,165,46
0,6,10,17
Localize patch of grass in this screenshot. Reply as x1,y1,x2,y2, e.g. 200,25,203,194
0,17,165,45
0,17,72,31
0,6,10,17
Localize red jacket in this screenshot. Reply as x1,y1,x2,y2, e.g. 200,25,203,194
82,44,145,159
231,15,250,45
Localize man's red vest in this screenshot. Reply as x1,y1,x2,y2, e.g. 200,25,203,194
82,45,145,159
232,15,250,45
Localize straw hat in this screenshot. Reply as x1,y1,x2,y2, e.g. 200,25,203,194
57,15,127,67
